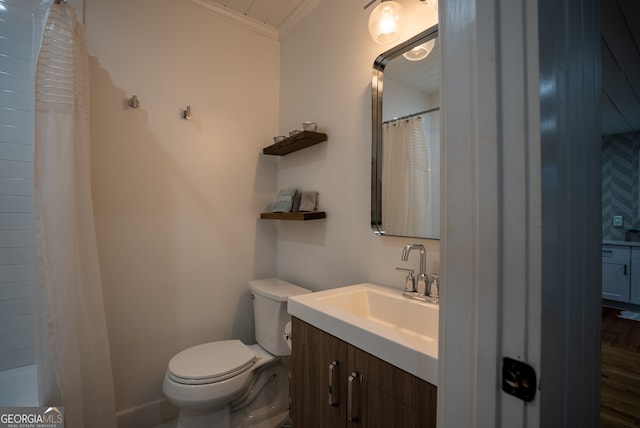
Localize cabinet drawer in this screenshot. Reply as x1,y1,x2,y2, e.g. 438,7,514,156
602,246,630,262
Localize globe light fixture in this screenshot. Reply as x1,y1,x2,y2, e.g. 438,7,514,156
368,1,406,44
402,39,435,61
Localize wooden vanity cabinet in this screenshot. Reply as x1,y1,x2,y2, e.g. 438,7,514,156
291,316,347,427
291,317,437,428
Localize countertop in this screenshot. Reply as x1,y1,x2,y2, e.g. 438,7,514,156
603,240,640,247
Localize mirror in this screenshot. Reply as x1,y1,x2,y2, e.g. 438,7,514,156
371,25,440,239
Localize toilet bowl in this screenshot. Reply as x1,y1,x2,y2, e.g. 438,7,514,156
162,278,310,428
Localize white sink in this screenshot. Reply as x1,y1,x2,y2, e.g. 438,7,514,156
287,283,438,385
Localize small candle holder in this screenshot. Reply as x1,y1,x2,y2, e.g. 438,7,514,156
303,122,318,132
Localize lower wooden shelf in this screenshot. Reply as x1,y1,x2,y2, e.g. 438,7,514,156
260,211,326,221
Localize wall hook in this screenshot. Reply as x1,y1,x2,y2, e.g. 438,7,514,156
183,105,192,120
128,95,140,109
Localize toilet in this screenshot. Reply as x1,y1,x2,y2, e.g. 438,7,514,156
162,278,310,428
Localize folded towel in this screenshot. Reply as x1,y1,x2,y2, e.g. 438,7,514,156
272,188,298,212
291,190,301,212
298,191,318,212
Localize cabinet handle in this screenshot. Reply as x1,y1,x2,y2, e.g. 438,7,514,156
625,264,628,276
347,371,361,422
328,360,339,407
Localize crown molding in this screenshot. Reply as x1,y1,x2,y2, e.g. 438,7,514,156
178,0,279,41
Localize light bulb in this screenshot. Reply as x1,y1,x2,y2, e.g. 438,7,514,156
402,39,436,61
368,1,405,44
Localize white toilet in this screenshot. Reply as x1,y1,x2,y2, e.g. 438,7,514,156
162,278,310,428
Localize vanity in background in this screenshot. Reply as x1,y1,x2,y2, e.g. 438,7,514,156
600,134,640,305
602,241,640,304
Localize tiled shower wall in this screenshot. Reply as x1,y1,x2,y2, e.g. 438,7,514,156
0,0,36,370
602,131,640,241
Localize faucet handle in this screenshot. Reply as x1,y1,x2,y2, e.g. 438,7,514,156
395,267,416,292
428,274,440,299
417,273,428,296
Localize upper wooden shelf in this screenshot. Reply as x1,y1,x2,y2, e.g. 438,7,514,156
262,131,328,156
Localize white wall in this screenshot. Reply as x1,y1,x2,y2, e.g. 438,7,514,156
276,0,439,291
84,0,279,425
383,77,435,121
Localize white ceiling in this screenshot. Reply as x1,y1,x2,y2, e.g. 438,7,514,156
203,0,313,29
385,39,440,98
601,0,640,136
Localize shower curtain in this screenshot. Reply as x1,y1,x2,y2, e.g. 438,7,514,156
382,116,429,237
34,3,116,427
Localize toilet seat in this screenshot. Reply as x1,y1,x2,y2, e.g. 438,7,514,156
168,340,257,385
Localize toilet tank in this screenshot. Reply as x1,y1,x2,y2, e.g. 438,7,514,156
249,278,311,356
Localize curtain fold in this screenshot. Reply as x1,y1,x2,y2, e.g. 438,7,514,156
34,3,117,427
382,116,429,237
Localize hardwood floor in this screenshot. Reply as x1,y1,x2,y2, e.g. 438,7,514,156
601,307,640,427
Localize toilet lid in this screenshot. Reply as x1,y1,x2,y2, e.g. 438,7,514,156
167,340,257,385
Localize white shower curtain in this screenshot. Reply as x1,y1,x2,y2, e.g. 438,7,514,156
382,116,429,237
34,3,116,427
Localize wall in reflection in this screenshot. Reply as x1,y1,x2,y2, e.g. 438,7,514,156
602,131,640,240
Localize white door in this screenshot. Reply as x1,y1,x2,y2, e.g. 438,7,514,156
440,0,601,426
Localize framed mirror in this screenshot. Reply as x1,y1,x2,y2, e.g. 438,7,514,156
371,25,440,239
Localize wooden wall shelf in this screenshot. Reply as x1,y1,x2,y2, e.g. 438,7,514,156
260,211,326,221
263,131,328,156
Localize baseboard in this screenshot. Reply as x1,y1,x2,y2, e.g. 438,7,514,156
116,397,179,428
602,299,640,312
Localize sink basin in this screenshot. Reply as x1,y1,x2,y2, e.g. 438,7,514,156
287,283,438,385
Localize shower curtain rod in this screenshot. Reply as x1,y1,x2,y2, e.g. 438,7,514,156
384,107,440,124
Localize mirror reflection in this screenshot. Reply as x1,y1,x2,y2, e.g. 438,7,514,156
371,25,440,239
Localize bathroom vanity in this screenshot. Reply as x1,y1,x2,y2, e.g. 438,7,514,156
287,283,438,427
290,318,437,427
602,241,640,304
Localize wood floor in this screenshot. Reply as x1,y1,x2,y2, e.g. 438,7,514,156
601,307,640,427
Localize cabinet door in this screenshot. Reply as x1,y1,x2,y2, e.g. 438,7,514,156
630,248,640,304
346,344,437,428
602,245,630,302
291,317,347,428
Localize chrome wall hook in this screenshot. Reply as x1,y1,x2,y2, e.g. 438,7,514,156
183,105,192,120
128,95,140,109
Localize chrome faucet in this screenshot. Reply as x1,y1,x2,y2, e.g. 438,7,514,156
400,243,439,304
401,243,428,294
